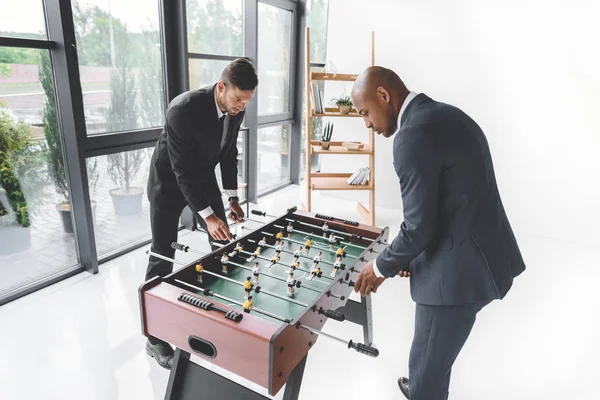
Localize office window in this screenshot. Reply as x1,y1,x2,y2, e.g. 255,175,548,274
186,0,243,56
87,148,153,257
0,48,77,297
0,0,47,40
72,0,165,135
257,3,292,115
189,58,230,90
257,124,290,194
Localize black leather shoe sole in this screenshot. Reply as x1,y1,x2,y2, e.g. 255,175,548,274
398,377,409,399
146,346,173,370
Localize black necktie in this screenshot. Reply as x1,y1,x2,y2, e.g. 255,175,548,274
219,115,227,150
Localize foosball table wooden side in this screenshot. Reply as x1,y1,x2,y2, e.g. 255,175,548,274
140,279,280,389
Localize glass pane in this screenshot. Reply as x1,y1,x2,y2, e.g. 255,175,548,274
189,59,230,90
257,124,290,194
258,3,292,115
0,0,47,40
306,0,330,63
186,0,243,56
0,48,78,297
72,0,165,135
87,148,153,257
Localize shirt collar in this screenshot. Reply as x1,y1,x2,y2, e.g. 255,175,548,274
214,87,226,119
397,91,418,131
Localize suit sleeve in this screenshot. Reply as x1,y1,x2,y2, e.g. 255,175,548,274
220,115,242,192
166,107,213,214
375,129,440,278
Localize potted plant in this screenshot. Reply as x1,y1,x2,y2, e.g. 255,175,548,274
330,92,353,114
107,149,146,215
320,121,333,150
40,51,98,234
0,105,49,254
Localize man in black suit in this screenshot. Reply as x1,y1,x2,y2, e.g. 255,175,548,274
351,67,525,399
144,58,258,369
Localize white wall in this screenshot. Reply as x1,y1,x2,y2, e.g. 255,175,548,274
321,0,600,247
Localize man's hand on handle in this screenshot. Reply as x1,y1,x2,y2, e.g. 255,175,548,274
228,199,245,223
354,260,386,297
205,214,232,241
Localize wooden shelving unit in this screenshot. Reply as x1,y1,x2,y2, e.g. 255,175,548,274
304,27,376,225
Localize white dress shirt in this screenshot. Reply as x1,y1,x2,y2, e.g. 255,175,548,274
372,91,418,278
197,89,239,220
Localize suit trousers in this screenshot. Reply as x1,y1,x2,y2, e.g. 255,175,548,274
408,300,491,400
145,193,227,281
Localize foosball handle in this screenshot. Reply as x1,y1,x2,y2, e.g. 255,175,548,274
171,242,189,252
317,307,345,322
251,210,267,217
348,340,379,358
286,206,298,214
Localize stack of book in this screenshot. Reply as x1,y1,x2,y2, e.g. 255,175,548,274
311,83,325,113
347,167,370,185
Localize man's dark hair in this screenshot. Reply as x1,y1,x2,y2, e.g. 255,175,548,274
221,58,258,91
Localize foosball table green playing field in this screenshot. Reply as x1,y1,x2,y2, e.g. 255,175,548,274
139,206,390,400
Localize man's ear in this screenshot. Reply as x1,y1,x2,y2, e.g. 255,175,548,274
377,86,391,103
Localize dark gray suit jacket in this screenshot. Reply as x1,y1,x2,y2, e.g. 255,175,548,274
147,84,244,214
376,94,525,305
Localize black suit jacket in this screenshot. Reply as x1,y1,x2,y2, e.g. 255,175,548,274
147,84,244,213
376,94,526,305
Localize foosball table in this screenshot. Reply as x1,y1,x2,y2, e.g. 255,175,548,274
139,206,390,400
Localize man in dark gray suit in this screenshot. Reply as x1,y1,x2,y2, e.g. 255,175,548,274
144,58,257,369
351,66,525,399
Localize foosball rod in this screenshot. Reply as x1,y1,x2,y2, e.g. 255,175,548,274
225,260,322,294
284,218,376,243
242,226,357,260
246,238,339,267
297,324,379,358
146,250,309,308
174,279,291,323
235,248,332,284
273,223,367,251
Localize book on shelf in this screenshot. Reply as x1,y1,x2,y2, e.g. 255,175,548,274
347,167,370,185
311,83,324,113
341,141,364,150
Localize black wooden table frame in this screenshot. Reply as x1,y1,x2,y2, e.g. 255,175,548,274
164,295,373,400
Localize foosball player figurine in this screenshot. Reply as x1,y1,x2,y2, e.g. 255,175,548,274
331,258,343,277
287,273,296,297
329,233,337,249
322,222,329,237
252,262,260,284
220,253,229,274
269,255,280,269
247,247,261,262
336,254,343,263
244,276,254,299
275,242,284,256
305,239,313,255
229,243,243,257
293,247,303,262
312,251,323,267
308,265,321,281
275,230,284,245
336,247,346,258
287,261,300,274
243,296,253,313
195,263,204,283
258,236,267,251
286,222,294,237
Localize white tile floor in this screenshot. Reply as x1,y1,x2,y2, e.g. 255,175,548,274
0,186,598,400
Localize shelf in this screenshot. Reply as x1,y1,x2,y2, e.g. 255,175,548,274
311,72,358,81
310,174,372,191
310,141,372,154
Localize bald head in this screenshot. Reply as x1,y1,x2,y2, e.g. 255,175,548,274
351,66,410,138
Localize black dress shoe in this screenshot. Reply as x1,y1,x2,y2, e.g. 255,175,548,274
146,339,174,369
398,376,409,399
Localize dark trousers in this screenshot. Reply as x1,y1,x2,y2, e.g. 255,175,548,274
408,300,491,400
145,195,228,281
